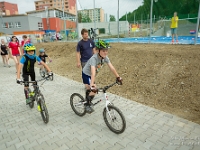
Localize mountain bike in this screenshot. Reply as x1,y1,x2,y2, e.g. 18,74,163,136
88,28,98,40
70,81,126,134
19,75,53,124
39,61,53,81
88,28,110,49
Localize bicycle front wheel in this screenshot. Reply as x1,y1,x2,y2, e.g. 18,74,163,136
103,105,126,134
39,68,45,78
28,88,34,108
70,93,86,116
37,94,49,123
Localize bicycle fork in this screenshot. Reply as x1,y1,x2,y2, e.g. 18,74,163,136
35,94,42,112
104,93,115,120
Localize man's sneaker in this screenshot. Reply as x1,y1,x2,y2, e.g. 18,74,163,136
85,104,94,114
26,98,32,105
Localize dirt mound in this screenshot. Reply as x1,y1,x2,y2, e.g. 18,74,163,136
35,42,200,124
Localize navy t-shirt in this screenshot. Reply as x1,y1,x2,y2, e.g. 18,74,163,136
76,39,95,62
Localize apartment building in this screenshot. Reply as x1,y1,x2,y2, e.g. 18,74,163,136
78,8,104,22
34,0,76,15
0,1,18,15
27,8,76,32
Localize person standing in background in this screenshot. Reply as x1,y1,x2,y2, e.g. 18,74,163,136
76,28,96,69
9,36,21,73
0,39,10,67
171,12,179,44
21,35,30,54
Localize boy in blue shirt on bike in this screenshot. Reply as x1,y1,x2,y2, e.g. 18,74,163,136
16,43,52,104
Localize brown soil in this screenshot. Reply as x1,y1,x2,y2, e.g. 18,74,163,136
35,42,200,124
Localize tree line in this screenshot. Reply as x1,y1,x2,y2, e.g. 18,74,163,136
120,0,199,22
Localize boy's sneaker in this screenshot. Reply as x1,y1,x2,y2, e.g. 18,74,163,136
26,98,32,105
85,104,94,114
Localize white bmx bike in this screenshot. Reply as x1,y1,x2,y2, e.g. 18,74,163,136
70,80,126,134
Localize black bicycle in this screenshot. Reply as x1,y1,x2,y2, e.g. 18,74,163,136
88,28,98,40
19,75,53,124
70,81,126,134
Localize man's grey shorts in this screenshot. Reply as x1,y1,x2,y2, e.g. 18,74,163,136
81,62,87,69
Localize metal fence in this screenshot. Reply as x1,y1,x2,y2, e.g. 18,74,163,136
2,0,199,44
73,0,200,44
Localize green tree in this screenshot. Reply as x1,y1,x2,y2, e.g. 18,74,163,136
78,12,82,23
109,15,116,21
77,12,91,23
120,0,199,22
81,14,91,23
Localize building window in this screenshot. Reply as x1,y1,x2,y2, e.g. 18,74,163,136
15,22,21,28
8,22,14,28
2,23,8,29
38,22,43,30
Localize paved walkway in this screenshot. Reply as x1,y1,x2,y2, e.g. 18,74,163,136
0,60,200,150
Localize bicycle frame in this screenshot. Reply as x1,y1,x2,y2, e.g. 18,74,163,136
21,76,51,97
74,82,118,117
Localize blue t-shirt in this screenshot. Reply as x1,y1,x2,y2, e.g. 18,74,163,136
76,39,95,62
20,54,41,64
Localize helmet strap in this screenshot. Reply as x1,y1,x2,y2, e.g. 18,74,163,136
98,51,104,65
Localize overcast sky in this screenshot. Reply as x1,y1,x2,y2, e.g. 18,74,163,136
5,0,143,18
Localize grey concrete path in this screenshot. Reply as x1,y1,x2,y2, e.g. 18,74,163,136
0,60,200,150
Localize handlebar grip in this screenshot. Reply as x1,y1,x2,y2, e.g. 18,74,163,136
91,88,98,93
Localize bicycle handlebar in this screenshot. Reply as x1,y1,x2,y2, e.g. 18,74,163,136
19,75,53,84
90,81,119,93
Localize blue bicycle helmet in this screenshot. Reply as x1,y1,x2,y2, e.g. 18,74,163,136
39,48,45,53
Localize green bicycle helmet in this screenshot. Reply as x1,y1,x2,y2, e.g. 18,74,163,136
24,43,36,51
95,39,110,50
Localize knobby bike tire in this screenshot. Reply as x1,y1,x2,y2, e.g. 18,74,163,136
70,93,86,116
28,88,34,108
103,105,126,134
38,94,49,123
39,68,45,78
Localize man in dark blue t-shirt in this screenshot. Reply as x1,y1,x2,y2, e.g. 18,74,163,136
76,28,96,68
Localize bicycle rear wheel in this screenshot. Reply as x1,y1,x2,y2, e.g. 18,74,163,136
70,93,86,116
103,105,126,134
37,94,49,123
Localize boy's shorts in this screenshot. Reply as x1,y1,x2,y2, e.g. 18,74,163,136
22,73,35,87
171,28,177,34
82,72,91,85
